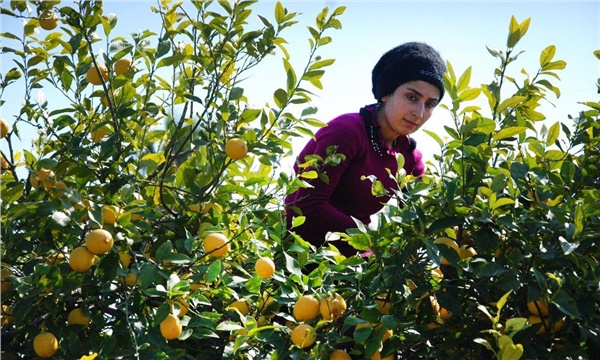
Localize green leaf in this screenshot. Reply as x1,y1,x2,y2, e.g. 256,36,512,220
498,334,513,349
506,16,521,48
282,58,297,92
283,251,302,278
274,1,285,24
299,170,317,179
545,121,560,146
205,261,222,283
505,317,528,333
424,129,443,147
491,197,514,210
463,117,496,135
558,236,579,255
493,127,527,142
291,216,305,228
155,241,173,262
500,341,524,360
476,262,507,277
309,58,335,70
542,60,566,71
552,290,581,318
496,96,526,113
497,290,513,311
507,16,530,48
539,45,556,66
456,66,472,93
216,321,243,332
273,88,287,108
474,338,493,351
458,87,481,102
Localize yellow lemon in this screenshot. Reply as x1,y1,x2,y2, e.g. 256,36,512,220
85,229,114,255
225,138,248,160
102,205,121,225
329,349,351,360
293,295,320,322
228,300,250,315
67,308,90,327
319,293,347,321
1,304,14,327
203,233,230,257
0,118,9,138
374,293,391,315
39,12,59,31
114,58,132,76
87,64,109,86
527,299,550,317
69,246,95,272
290,323,316,348
255,257,275,279
33,332,59,358
160,314,182,340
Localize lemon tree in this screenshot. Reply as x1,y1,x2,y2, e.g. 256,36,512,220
0,0,345,358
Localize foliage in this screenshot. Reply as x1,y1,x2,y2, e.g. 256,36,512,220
1,1,598,359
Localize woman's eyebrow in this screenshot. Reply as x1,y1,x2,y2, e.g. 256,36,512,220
406,87,440,102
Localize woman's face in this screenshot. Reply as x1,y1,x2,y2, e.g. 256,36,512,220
379,80,441,141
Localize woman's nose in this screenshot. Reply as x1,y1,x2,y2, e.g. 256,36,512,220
412,103,425,118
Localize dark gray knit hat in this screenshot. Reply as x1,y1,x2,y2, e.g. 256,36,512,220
372,42,446,102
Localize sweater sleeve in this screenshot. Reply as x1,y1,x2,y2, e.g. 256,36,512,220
409,148,426,177
290,117,364,236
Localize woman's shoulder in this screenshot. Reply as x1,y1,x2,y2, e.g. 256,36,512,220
317,112,365,138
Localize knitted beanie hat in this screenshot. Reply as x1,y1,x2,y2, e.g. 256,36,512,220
371,42,446,102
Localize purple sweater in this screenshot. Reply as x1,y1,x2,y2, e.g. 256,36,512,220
284,105,425,256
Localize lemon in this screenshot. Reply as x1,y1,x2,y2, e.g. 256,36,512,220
87,64,109,86
225,138,248,160
69,247,95,272
67,308,90,327
33,332,59,358
160,314,182,340
203,233,230,257
290,323,316,348
319,293,347,321
228,300,250,315
293,295,320,322
255,257,275,279
85,229,114,255
0,118,9,138
39,12,59,31
329,350,351,360
114,58,132,76
527,299,550,317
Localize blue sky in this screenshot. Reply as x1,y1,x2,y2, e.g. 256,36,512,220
2,1,599,171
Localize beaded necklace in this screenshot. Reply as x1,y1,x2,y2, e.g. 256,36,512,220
368,120,384,157
360,105,384,157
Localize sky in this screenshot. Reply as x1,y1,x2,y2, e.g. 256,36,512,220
2,0,599,174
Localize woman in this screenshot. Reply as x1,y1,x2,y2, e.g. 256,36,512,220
285,42,446,257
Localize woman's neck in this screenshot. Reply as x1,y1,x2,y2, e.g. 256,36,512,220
376,109,398,147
